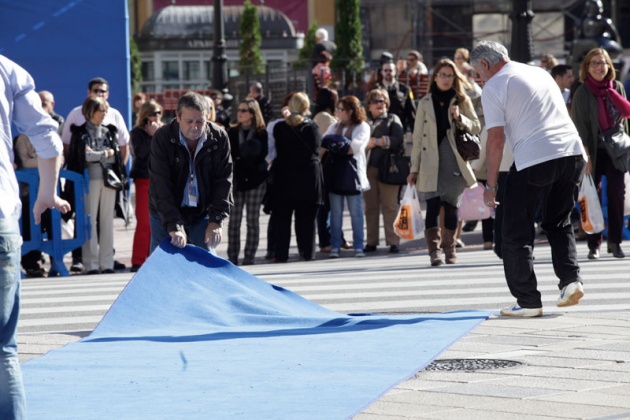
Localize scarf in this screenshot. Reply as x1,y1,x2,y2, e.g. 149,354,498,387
431,86,456,144
584,75,630,132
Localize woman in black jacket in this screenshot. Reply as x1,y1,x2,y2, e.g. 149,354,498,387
270,92,324,262
129,99,163,272
364,88,405,254
227,98,268,265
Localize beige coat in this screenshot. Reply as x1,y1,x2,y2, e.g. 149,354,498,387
410,93,481,192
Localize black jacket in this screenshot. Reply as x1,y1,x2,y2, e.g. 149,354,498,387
148,119,233,233
227,126,268,191
129,127,151,179
367,113,405,168
376,81,417,132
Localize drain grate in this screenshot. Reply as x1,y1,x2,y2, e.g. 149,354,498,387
424,359,523,372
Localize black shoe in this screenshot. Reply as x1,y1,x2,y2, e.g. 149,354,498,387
102,268,115,274
25,268,46,278
462,221,478,232
607,243,625,258
70,262,84,273
130,265,141,273
363,245,377,252
264,253,274,260
242,259,255,266
113,260,126,270
86,269,100,275
389,245,400,253
587,249,600,260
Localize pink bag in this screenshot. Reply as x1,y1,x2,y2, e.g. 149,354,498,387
458,183,493,221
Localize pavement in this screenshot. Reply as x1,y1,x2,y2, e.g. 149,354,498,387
19,206,630,419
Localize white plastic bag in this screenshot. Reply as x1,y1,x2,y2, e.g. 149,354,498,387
578,174,605,234
458,182,493,221
624,172,630,216
394,185,425,240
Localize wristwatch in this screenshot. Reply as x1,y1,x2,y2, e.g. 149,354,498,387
485,184,498,192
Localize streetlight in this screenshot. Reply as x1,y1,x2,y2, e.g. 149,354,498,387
510,0,534,63
212,0,229,95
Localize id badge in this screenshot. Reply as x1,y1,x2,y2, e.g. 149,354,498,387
188,181,198,207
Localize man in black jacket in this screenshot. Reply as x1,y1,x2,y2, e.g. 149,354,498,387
376,61,416,132
149,91,233,252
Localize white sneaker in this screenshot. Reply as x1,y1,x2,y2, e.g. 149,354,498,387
500,304,543,317
557,281,584,307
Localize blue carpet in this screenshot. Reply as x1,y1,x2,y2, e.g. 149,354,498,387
23,240,490,419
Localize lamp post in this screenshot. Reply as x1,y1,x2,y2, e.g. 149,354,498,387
510,0,534,63
212,0,229,94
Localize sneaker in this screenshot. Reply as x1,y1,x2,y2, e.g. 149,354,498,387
355,250,365,258
70,262,84,273
557,281,584,307
500,304,542,317
329,250,340,258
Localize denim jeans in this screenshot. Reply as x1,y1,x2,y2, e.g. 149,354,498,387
329,193,364,251
502,155,585,308
149,212,210,253
0,216,26,419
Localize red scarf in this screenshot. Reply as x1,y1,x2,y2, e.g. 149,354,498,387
584,75,630,132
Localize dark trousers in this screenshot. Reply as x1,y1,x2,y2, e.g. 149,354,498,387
273,199,318,262
502,155,585,308
587,150,626,249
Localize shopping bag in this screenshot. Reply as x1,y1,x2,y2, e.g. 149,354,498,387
458,182,493,221
624,172,630,216
578,174,605,234
394,185,424,240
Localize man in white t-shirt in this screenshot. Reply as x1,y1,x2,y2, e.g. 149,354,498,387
470,41,588,318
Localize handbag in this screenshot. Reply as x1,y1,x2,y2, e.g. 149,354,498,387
600,124,630,172
454,127,481,161
394,185,424,240
378,152,410,185
100,162,124,190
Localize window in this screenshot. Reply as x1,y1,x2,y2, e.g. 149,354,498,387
162,61,179,81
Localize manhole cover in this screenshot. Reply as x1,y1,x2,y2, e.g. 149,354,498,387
424,359,523,371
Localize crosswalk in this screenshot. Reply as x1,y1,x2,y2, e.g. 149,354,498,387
18,240,630,352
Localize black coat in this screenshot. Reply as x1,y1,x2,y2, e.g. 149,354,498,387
227,126,268,191
148,119,233,232
129,127,151,179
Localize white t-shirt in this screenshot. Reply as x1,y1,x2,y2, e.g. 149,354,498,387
61,105,129,146
482,61,586,171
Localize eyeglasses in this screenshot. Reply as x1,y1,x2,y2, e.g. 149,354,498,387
370,99,385,104
149,111,162,117
589,61,608,67
437,72,455,79
237,108,251,113
91,88,108,94
336,107,346,112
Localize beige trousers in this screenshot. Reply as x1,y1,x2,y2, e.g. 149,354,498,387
364,165,401,246
82,178,116,271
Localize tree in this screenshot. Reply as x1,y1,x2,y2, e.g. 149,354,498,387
293,21,318,70
239,0,265,75
331,0,364,85
129,37,143,93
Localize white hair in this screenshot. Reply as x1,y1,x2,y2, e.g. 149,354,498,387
470,41,510,67
316,28,328,41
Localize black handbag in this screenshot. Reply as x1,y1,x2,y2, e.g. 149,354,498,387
454,127,481,161
600,124,630,172
100,162,124,190
378,152,410,185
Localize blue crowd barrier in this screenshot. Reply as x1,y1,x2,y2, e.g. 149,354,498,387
16,169,91,277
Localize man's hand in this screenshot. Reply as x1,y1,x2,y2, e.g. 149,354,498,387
205,222,222,248
169,230,187,248
33,196,71,225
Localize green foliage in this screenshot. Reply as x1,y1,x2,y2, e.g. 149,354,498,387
239,0,265,75
331,0,364,84
129,37,143,93
293,21,318,70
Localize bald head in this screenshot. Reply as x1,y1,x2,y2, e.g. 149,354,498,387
39,90,55,115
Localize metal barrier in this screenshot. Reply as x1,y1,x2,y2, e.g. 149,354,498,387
16,169,90,277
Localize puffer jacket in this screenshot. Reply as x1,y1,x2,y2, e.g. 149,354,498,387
148,119,233,233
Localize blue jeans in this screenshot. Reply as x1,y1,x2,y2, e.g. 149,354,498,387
0,216,26,419
329,193,364,251
502,155,585,308
149,213,210,253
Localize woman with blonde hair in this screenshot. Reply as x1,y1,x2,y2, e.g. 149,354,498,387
407,58,481,266
572,48,630,259
269,92,324,262
129,99,164,272
227,98,268,265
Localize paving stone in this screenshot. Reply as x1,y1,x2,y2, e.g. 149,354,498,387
422,382,560,399
490,375,617,392
509,365,630,383
418,407,564,420
536,392,630,409
449,399,630,419
378,390,513,408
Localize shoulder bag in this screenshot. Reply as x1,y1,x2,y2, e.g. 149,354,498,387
378,151,410,185
454,127,481,161
600,123,630,172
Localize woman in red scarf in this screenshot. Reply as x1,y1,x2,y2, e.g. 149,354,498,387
572,48,630,260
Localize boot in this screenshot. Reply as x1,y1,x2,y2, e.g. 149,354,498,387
424,227,443,266
442,228,457,264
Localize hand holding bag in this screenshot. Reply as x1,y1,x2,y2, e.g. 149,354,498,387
578,174,605,234
394,185,424,240
454,127,481,161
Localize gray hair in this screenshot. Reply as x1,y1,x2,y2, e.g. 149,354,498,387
177,91,209,116
316,28,328,41
470,41,510,67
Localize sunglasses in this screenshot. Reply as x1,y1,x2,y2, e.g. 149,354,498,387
149,111,162,117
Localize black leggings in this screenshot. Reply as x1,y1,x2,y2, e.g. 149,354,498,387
425,197,458,230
